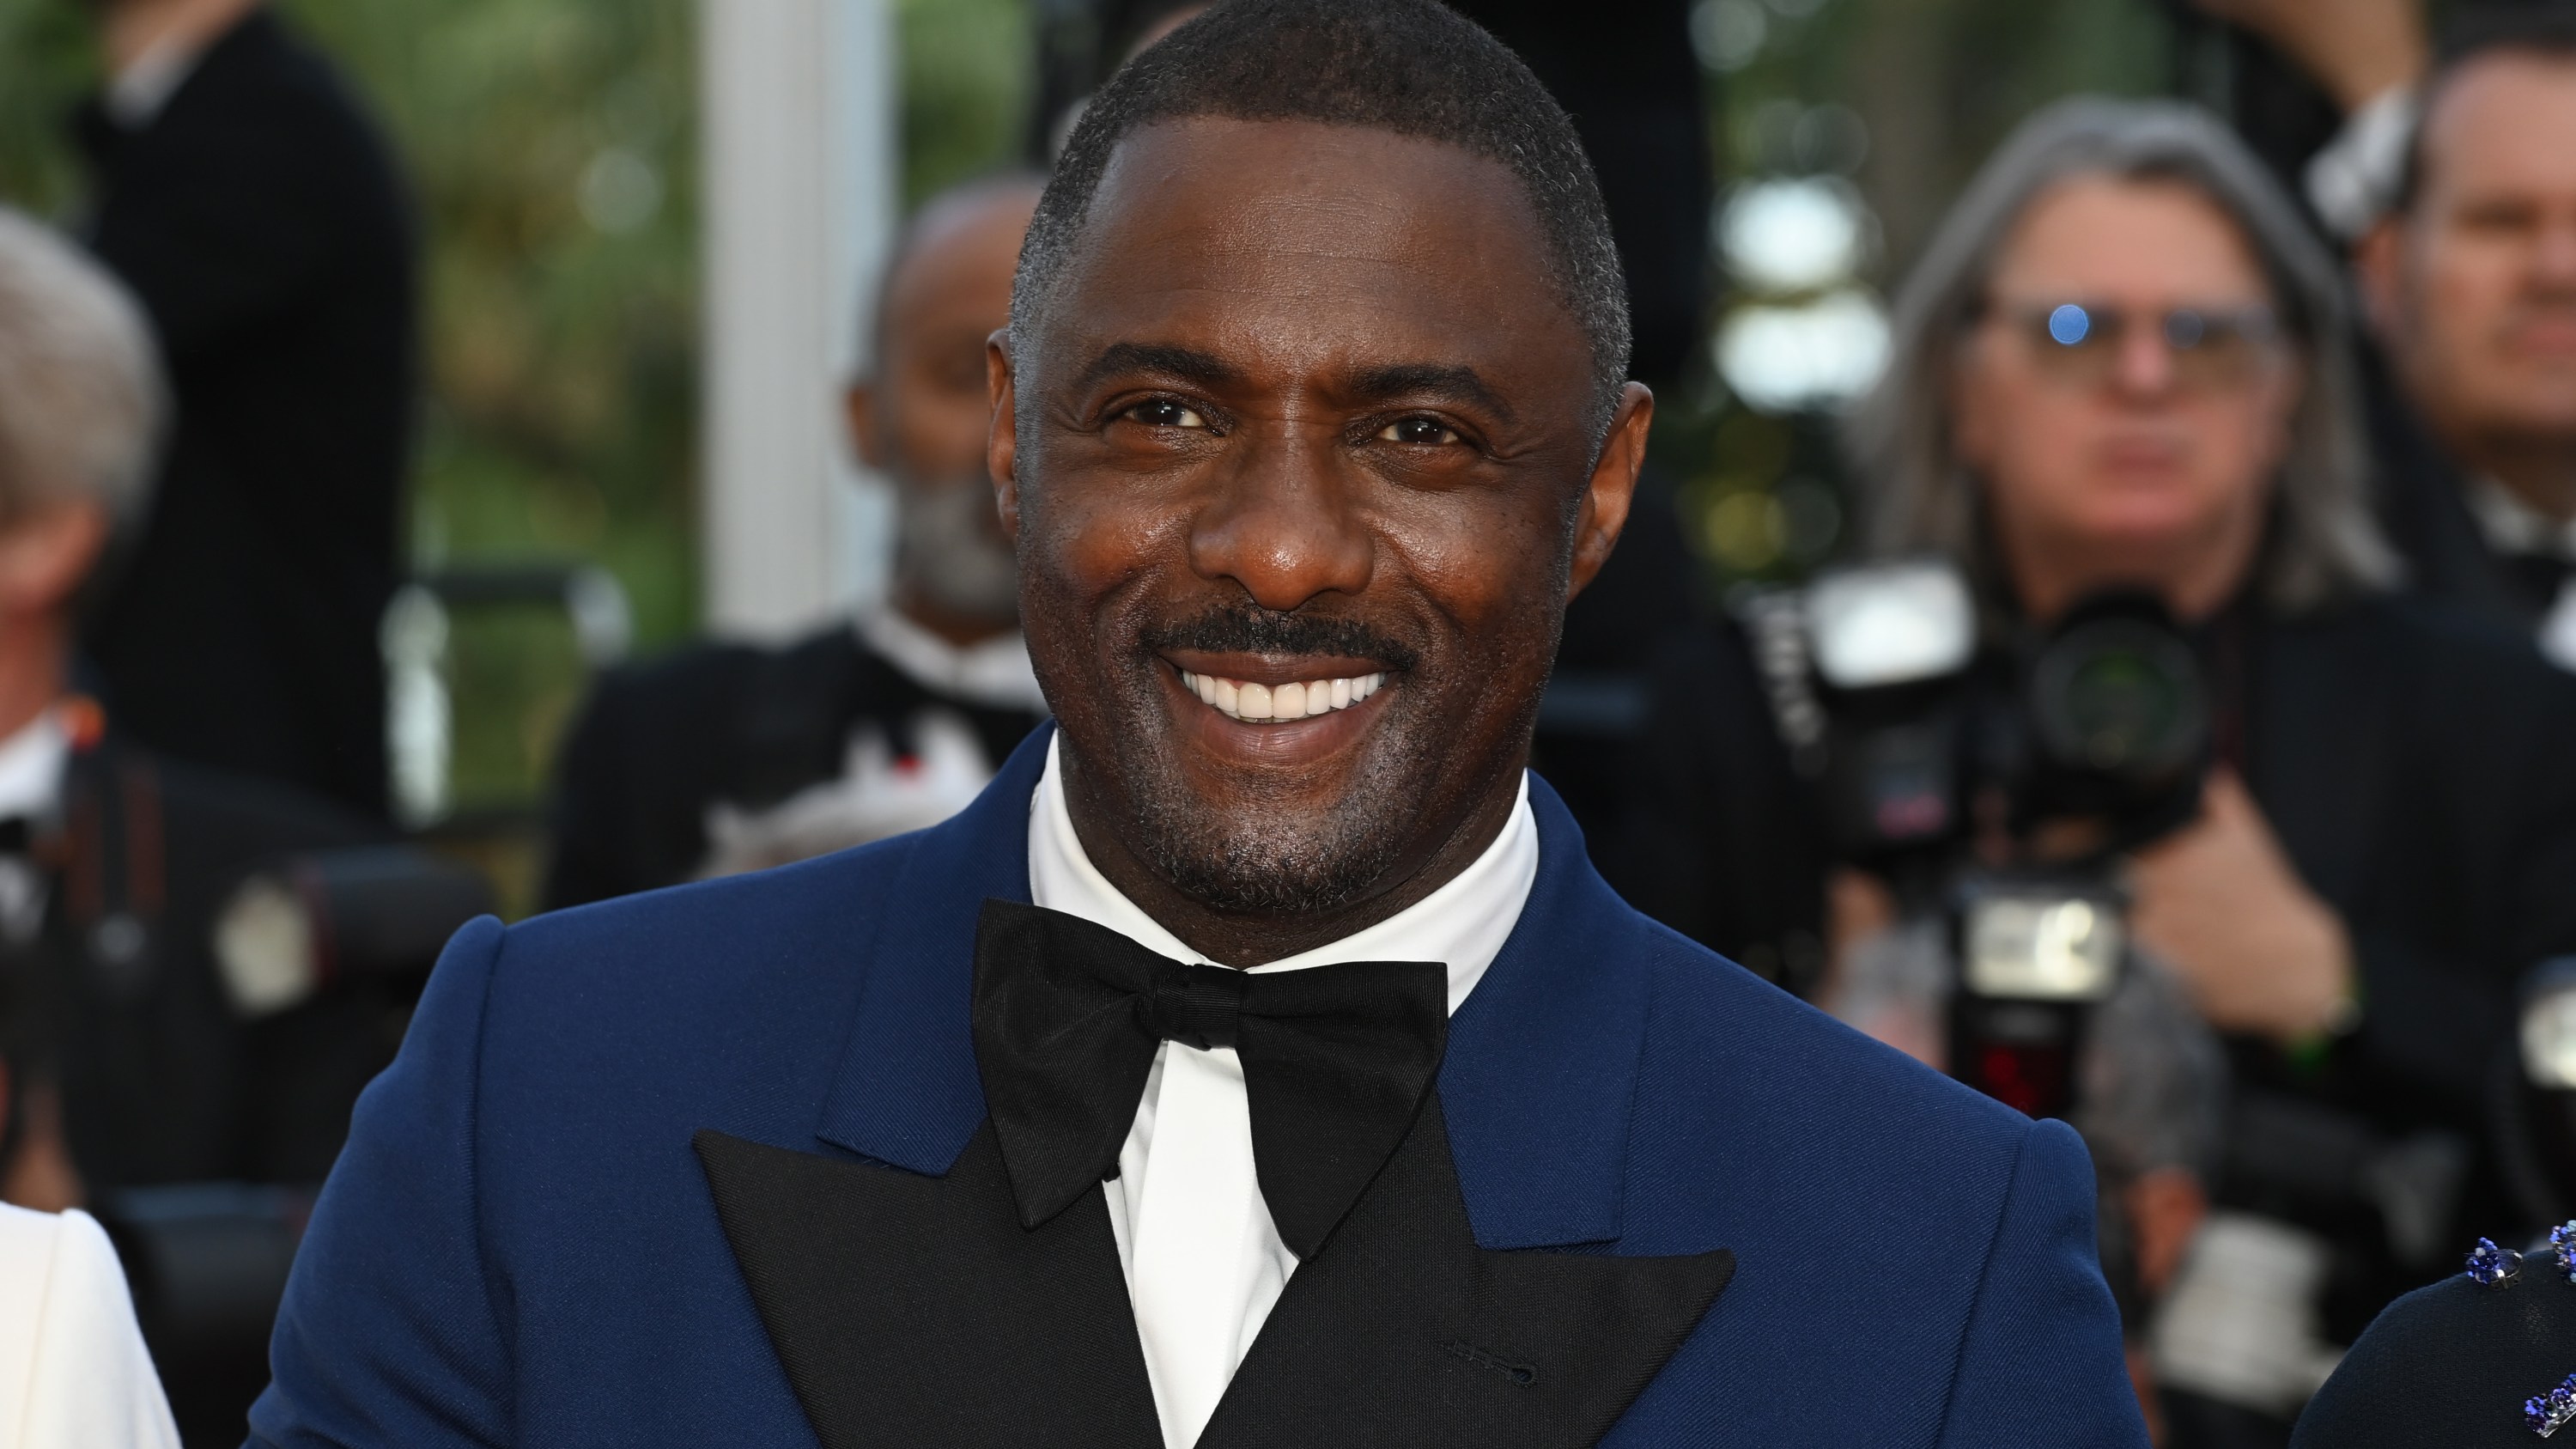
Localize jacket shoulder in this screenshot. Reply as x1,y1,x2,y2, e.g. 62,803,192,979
2299,592,2576,701
513,829,921,990
1618,912,2044,1239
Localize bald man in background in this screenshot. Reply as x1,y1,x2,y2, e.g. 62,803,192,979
2355,13,2576,664
544,177,1050,910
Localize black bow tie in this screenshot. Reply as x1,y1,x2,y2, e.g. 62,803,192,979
969,898,1449,1259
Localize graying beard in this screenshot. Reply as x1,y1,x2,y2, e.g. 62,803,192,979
1112,720,1430,917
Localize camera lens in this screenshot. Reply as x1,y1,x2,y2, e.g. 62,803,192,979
2027,606,2209,788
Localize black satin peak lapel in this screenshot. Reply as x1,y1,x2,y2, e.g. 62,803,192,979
1198,1093,1735,1449
694,1126,1159,1449
696,1094,1731,1449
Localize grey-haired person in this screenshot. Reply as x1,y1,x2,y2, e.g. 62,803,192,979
1628,95,2576,1443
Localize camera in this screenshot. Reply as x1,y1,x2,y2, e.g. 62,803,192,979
1759,559,2215,1117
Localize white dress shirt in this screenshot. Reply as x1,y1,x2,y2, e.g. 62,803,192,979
856,610,1048,715
1026,734,1538,1449
2465,475,2576,671
0,1205,180,1449
0,711,67,945
105,29,217,129
698,618,1046,877
0,710,67,825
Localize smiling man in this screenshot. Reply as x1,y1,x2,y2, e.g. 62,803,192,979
246,4,2142,1447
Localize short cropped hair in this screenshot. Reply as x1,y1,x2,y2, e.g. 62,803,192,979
0,210,163,525
2395,6,2576,214
1852,100,2400,613
1012,0,1631,444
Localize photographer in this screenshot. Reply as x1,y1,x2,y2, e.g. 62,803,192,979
1627,99,2576,1443
0,207,460,1445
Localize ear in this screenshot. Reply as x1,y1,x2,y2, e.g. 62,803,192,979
986,327,1021,545
2351,216,2405,339
1566,382,1653,602
844,381,886,471
0,502,110,619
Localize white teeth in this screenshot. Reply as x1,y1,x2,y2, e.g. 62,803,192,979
1179,669,1387,722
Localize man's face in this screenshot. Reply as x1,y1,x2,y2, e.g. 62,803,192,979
2365,54,2576,457
850,186,1037,630
991,118,1643,917
1956,177,2299,613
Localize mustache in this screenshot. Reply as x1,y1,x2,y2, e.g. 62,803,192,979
1139,601,1421,672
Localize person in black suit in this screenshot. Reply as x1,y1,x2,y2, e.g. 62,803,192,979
0,204,407,1204
2181,3,2576,664
2352,12,2576,661
0,203,428,1446
1623,100,2576,1445
70,0,417,820
543,177,1051,910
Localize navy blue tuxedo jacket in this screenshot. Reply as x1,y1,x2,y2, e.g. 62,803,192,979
250,729,2146,1447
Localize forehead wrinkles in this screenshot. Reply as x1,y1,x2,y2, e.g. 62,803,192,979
2422,58,2576,198
1030,120,1578,391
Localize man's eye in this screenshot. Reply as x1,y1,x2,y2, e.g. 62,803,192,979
1125,399,1208,429
1378,417,1460,446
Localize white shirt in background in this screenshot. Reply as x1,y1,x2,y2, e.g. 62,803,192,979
2466,476,2576,671
0,1205,180,1449
0,712,66,825
856,611,1048,715
1025,733,1538,1449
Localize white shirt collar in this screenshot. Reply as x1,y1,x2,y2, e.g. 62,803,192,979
855,610,1049,715
106,30,217,129
2466,475,2576,563
1025,732,1536,1015
0,710,70,824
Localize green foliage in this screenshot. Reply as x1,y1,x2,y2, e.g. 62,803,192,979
0,0,93,215
279,0,702,649
900,0,1034,207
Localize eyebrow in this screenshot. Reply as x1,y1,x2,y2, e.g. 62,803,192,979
1069,344,1520,425
1345,362,1518,425
1072,342,1246,395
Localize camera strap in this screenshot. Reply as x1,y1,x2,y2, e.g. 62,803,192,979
1731,587,1829,776
58,744,169,1003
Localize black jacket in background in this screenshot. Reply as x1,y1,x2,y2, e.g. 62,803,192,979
544,627,1048,911
29,739,396,1193
73,9,417,821
2363,348,2561,635
1615,592,2576,1328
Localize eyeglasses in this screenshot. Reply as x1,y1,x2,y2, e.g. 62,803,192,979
1985,300,2287,390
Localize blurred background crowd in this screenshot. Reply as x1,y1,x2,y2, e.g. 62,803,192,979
0,0,2573,1443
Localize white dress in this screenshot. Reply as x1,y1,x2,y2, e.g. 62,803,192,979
0,1205,181,1449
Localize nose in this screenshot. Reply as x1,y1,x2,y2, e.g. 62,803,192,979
2109,318,2178,400
1187,422,1375,612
